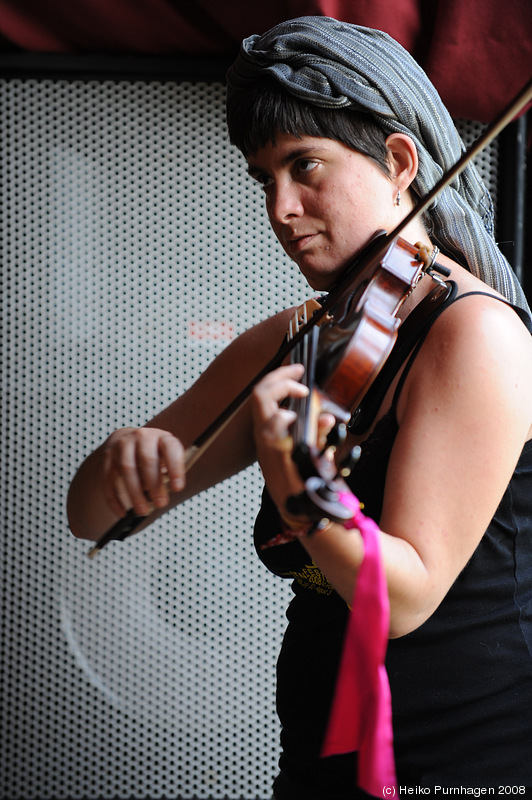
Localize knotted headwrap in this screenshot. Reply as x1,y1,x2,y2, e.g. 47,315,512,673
227,16,530,316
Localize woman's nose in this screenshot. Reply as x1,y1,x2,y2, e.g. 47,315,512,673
267,180,304,224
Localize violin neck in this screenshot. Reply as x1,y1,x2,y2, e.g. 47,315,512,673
290,316,320,455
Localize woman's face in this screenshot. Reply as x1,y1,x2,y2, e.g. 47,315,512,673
247,133,399,291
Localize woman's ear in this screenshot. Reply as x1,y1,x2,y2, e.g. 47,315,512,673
385,133,419,192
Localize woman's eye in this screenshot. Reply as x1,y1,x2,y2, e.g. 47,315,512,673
297,159,318,175
253,173,272,190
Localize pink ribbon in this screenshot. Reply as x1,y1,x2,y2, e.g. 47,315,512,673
321,491,397,797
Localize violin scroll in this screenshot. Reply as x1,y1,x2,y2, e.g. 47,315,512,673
286,473,359,525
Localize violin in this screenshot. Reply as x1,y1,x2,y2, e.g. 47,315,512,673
283,236,451,527
87,76,532,558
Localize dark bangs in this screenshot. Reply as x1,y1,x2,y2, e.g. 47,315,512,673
226,79,390,174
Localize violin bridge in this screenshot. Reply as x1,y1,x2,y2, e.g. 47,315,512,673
290,297,330,338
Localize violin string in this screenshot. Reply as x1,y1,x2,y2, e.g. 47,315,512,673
289,303,308,446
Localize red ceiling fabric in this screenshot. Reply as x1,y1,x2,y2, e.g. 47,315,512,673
420,0,532,121
0,0,531,121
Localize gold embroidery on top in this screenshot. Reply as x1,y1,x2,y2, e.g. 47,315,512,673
281,563,334,595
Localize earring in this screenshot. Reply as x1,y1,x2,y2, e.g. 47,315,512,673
395,189,401,207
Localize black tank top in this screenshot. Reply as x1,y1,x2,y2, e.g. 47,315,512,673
254,288,532,792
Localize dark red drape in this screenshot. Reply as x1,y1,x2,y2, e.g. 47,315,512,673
1,0,531,121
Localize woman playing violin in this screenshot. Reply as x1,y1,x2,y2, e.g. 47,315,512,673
67,17,532,796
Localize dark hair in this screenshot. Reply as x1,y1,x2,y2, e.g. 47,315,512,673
226,78,391,175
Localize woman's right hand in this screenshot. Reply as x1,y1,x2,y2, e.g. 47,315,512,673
101,426,186,518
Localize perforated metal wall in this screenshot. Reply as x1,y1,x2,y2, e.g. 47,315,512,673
0,75,498,800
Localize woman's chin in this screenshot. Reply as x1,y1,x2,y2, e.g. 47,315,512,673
294,252,354,293
301,266,344,293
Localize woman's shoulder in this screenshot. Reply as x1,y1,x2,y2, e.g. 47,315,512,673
419,261,530,348
397,267,532,433
440,271,529,346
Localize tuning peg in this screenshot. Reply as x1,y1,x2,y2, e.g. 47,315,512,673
338,445,361,477
319,422,347,456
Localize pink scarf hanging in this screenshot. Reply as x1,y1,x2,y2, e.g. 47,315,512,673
321,491,397,797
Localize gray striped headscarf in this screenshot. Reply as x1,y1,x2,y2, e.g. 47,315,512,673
227,16,530,316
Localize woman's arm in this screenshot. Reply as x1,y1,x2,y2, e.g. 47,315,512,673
252,297,532,638
67,308,293,541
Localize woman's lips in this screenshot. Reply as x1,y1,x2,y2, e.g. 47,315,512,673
287,233,317,255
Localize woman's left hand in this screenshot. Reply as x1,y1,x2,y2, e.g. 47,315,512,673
251,363,310,516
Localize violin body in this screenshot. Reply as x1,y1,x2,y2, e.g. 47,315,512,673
316,235,427,413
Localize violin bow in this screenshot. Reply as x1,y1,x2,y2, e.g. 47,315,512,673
88,76,532,557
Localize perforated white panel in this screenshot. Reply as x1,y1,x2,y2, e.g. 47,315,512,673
0,77,309,800
0,75,498,800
